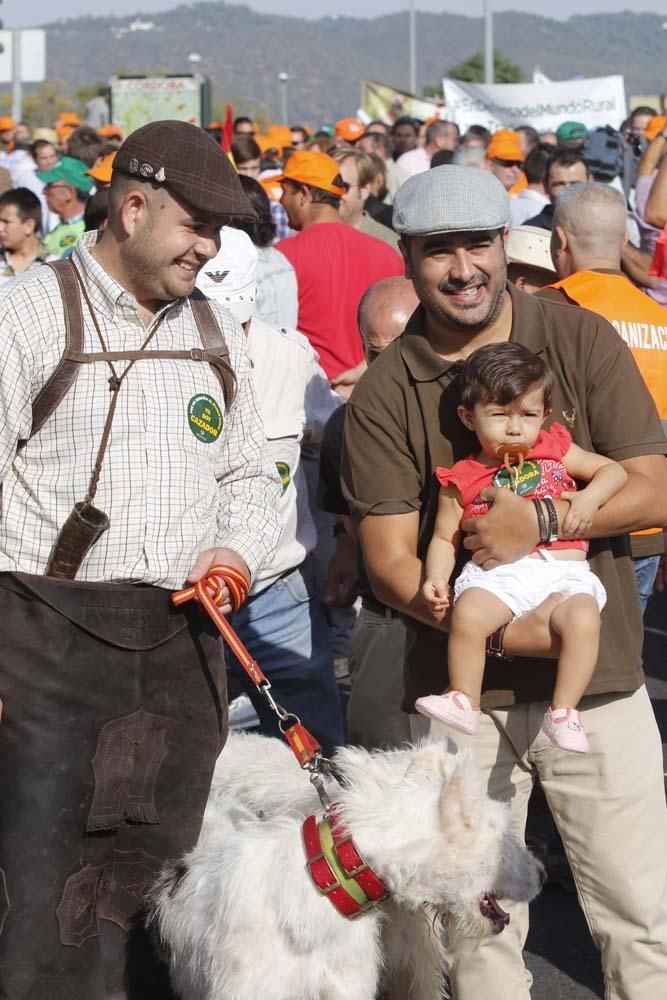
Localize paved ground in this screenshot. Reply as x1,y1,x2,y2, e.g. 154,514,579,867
525,584,667,999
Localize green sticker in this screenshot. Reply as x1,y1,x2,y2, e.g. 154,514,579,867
492,459,541,496
188,394,223,444
276,461,291,494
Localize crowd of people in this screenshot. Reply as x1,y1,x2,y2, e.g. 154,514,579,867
0,90,665,999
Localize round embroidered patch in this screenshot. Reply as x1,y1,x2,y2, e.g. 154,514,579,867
188,394,223,444
276,462,291,494
492,459,541,496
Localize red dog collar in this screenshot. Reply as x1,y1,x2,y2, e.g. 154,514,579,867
303,806,389,919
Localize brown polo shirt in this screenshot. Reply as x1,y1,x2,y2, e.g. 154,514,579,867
341,283,667,711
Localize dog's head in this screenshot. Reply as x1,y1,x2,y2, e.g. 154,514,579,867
331,740,544,936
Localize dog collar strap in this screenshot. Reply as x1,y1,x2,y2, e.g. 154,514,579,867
328,805,388,904
303,814,388,919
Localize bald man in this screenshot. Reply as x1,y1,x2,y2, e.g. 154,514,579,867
317,276,419,748
542,181,667,611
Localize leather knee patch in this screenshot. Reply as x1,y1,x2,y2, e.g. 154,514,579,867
98,849,163,932
56,864,105,947
0,868,9,935
86,707,175,832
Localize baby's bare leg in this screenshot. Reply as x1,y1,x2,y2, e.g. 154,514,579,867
447,588,513,706
548,594,600,709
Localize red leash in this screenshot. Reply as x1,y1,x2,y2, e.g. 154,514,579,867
173,566,322,768
175,566,390,922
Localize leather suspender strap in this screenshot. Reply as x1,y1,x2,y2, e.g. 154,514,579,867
20,262,237,451
190,289,237,411
20,259,85,448
63,348,231,365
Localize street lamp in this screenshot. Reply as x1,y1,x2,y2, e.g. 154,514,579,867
278,72,289,124
409,0,416,95
484,1,494,85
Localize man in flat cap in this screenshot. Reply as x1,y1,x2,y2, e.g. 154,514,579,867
0,120,281,997
342,165,667,1000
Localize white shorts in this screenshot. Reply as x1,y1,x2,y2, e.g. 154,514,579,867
453,552,607,618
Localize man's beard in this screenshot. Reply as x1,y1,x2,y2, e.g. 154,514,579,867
420,269,507,332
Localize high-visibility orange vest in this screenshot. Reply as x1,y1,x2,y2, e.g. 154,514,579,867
548,269,667,546
549,270,667,421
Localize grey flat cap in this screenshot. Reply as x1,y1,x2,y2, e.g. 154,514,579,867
393,165,510,235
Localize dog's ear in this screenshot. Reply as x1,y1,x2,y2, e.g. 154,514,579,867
439,762,477,839
404,743,448,779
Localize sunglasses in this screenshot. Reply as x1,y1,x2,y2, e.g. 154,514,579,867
493,158,524,169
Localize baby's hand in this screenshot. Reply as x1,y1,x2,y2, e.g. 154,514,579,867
422,579,451,615
559,491,598,538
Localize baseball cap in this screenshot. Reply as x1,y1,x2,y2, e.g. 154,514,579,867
196,226,258,323
555,121,588,144
393,165,510,236
335,118,365,143
486,130,523,162
275,150,348,196
506,225,555,274
265,124,292,153
57,112,82,127
645,115,667,141
0,116,15,132
86,152,117,186
37,155,95,193
98,123,124,139
113,120,255,218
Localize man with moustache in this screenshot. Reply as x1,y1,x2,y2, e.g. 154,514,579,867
342,165,667,1000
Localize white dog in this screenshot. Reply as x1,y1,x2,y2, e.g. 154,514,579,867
148,733,544,1000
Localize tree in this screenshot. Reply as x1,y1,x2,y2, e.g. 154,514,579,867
21,82,77,128
446,49,523,84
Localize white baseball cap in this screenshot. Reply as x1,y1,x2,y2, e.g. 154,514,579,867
196,226,258,323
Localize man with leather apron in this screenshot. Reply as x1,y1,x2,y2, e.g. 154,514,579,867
0,120,282,999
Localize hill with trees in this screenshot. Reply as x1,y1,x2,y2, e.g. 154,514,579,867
12,4,667,124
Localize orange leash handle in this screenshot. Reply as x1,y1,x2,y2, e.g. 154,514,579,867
173,565,323,768
173,565,267,686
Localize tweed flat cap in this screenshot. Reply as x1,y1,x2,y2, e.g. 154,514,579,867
113,120,254,218
392,165,510,235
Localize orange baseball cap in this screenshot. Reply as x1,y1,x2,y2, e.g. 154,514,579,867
260,175,284,202
57,112,81,127
645,115,667,141
266,124,292,151
0,115,15,132
334,117,365,142
98,123,123,139
86,151,117,185
276,150,348,196
486,129,524,162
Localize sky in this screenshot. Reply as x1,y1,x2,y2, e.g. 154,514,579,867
6,1,667,30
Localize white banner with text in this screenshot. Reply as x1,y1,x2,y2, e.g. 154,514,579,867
442,75,627,133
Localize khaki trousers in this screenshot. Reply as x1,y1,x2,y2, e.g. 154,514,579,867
411,686,667,1000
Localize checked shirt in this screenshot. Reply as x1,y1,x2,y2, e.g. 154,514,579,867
0,231,281,588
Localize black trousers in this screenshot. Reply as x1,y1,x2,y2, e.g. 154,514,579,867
0,573,227,1000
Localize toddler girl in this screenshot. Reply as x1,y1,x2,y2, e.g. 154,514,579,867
416,342,627,753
